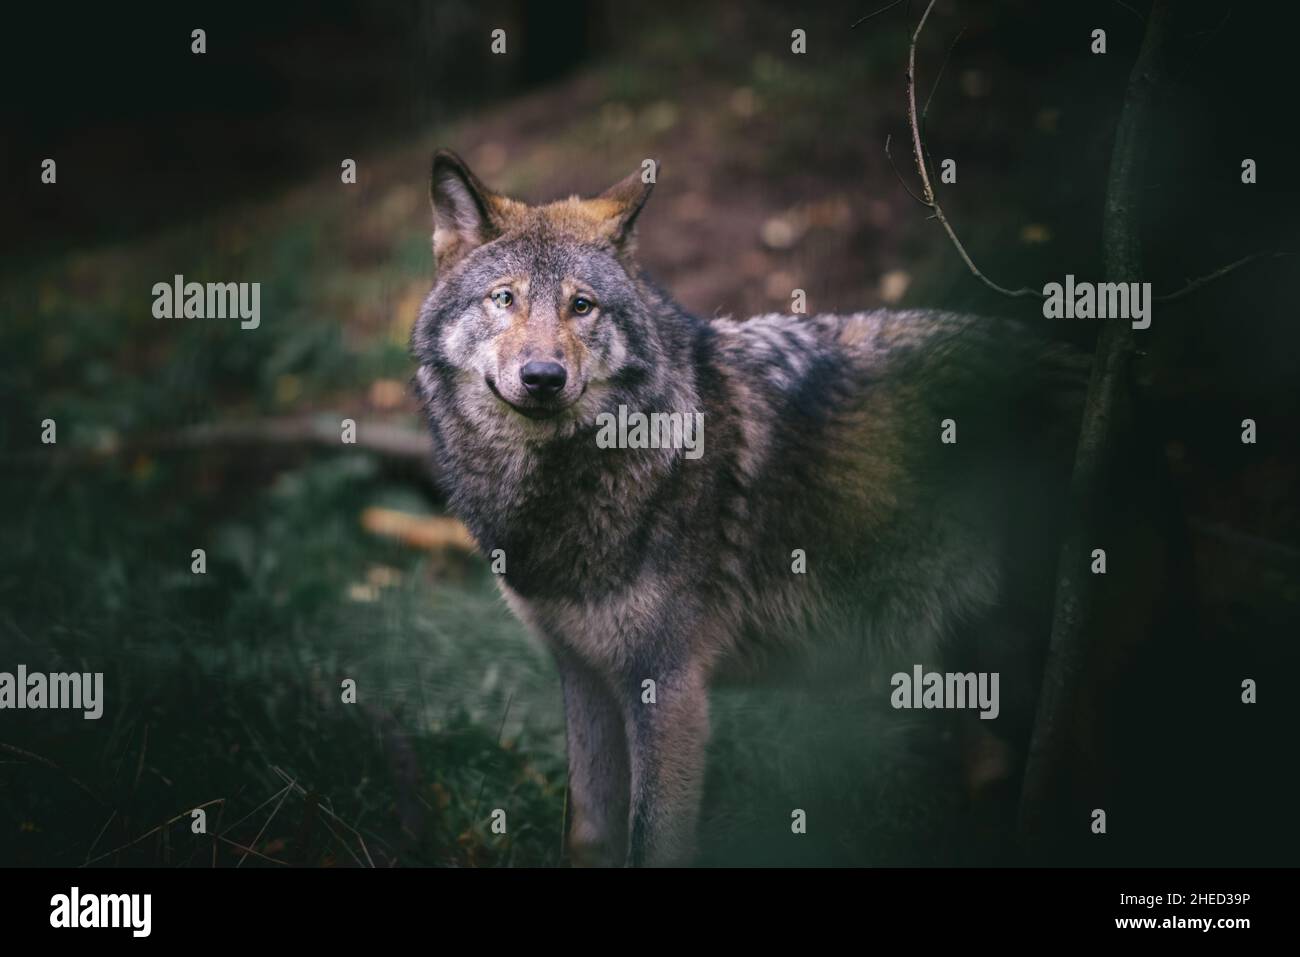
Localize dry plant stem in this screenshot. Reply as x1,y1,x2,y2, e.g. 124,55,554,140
1155,251,1284,303
900,0,1262,305
905,0,1043,299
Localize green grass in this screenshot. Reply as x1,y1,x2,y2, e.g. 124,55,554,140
0,443,980,867
0,450,569,867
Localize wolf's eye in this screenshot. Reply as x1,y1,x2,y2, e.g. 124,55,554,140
490,289,513,308
572,296,594,315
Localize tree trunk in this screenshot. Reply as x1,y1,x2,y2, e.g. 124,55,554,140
1017,0,1173,857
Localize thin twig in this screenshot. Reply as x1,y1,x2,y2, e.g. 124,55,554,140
922,27,965,121
217,782,295,837
82,799,226,866
271,766,376,868
884,134,929,206
1155,252,1287,302
316,802,376,868
495,692,516,744
131,722,149,796
210,799,228,868
238,775,295,868
214,834,292,867
0,741,102,805
1111,0,1145,22
471,692,516,825
1185,7,1231,42
900,2,1276,305
852,0,909,28
84,809,118,866
1190,519,1300,562
904,0,1044,299
314,814,367,868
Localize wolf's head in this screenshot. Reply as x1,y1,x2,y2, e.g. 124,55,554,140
412,151,676,435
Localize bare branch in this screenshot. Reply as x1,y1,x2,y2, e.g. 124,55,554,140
1185,7,1232,43
84,810,118,866
852,0,909,29
0,413,443,496
1111,0,1145,22
1191,518,1300,562
922,27,966,122
271,765,377,868
238,774,294,868
214,834,292,867
904,0,1044,299
81,798,226,866
884,133,929,206
1155,251,1287,303
0,414,432,468
0,741,102,806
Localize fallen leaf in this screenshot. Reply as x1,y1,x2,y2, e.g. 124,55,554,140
361,507,477,553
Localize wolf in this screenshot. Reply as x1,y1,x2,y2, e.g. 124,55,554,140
411,150,1096,867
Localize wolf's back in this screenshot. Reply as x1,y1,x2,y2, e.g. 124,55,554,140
698,308,1088,682
707,308,1088,499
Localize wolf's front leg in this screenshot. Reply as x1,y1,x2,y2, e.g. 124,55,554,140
553,647,630,867
620,664,711,867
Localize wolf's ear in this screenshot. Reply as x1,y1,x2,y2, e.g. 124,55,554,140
595,161,657,249
430,150,501,270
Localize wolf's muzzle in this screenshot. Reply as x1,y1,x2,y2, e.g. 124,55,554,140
520,361,568,400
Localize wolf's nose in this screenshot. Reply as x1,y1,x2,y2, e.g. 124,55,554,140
520,361,567,399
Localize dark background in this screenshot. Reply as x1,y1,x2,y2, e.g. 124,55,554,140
1,0,1297,867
